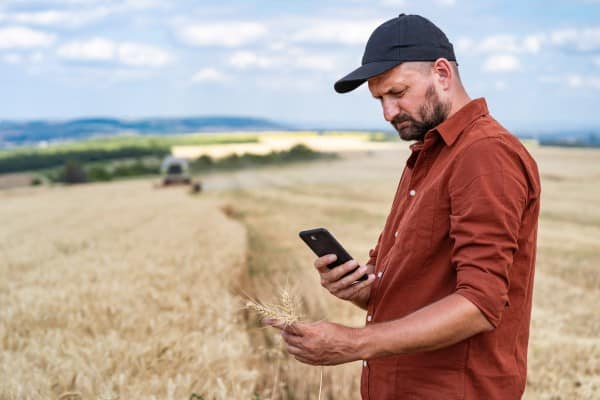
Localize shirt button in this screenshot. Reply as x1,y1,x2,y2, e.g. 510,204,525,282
367,315,372,322
409,189,416,197
394,231,398,238
377,271,383,278
363,361,368,367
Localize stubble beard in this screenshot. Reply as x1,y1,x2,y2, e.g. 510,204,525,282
391,85,452,142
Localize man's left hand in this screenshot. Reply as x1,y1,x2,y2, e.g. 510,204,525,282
264,319,363,365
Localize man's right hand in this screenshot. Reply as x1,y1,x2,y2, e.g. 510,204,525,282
314,254,376,310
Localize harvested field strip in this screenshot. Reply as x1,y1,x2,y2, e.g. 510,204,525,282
217,180,387,400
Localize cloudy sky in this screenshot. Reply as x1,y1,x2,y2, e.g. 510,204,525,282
1,0,599,132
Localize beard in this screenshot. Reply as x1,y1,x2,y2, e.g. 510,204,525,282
391,85,451,142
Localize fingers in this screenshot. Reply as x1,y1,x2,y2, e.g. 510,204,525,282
282,330,303,346
335,273,376,299
262,320,317,365
283,335,317,365
286,343,303,355
263,318,286,330
263,320,305,337
320,259,359,284
328,264,370,293
314,254,337,273
283,322,304,336
319,260,370,295
288,349,317,364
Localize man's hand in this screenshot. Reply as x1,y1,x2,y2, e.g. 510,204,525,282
263,294,493,366
265,319,363,366
315,254,376,310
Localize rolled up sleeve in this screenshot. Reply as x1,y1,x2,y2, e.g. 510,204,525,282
449,138,529,328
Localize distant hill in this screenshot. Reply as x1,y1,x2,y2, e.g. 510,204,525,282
0,116,288,147
535,131,600,148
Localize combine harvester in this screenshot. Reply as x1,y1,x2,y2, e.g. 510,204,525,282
159,156,202,192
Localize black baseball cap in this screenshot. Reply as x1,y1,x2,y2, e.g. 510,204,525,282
334,14,456,93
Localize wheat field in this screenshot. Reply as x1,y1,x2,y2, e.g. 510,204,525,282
1,144,599,399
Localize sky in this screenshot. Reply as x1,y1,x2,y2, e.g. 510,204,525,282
0,0,599,133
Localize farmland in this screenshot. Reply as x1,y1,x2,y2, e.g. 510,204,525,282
0,131,391,184
0,132,261,175
0,140,599,399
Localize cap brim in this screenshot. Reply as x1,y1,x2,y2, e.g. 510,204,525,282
334,60,402,93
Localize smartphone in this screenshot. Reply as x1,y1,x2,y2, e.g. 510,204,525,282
299,227,368,281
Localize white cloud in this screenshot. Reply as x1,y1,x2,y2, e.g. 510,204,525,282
0,1,166,29
255,75,324,93
118,42,170,67
482,54,521,72
2,53,22,64
295,53,337,71
228,48,338,72
30,51,44,63
229,51,276,69
1,0,161,5
191,68,229,83
291,19,378,45
459,34,544,55
566,74,584,88
539,73,600,90
550,27,600,51
453,26,600,57
522,34,545,53
437,0,457,5
455,37,475,53
177,22,267,47
538,75,559,84
120,0,165,10
0,8,111,28
479,35,522,53
58,37,114,61
2,51,45,66
566,74,600,89
57,37,170,67
0,26,56,49
380,0,407,6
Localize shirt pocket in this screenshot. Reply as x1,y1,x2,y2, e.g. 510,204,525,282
383,186,438,283
393,185,438,254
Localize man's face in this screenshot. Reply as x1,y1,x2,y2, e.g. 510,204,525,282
368,63,451,141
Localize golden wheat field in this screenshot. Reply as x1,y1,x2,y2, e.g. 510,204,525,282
1,143,599,399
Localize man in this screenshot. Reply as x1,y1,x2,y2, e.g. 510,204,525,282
266,14,541,399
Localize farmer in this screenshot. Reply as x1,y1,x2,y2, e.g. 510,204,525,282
266,14,541,399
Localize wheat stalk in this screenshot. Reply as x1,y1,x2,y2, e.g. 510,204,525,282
245,288,325,400
245,289,300,326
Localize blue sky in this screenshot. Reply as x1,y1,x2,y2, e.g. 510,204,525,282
1,0,599,132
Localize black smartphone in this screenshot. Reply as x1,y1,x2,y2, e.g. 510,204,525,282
299,227,368,281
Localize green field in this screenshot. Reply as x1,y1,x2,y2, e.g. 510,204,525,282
0,131,379,184
0,132,261,158
0,133,262,174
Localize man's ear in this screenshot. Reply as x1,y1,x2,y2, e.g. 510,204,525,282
432,58,452,91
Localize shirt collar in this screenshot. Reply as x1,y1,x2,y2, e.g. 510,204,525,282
433,97,489,146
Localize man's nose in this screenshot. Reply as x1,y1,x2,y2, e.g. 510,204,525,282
381,99,399,122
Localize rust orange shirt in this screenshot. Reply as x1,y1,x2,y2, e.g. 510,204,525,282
361,98,541,400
